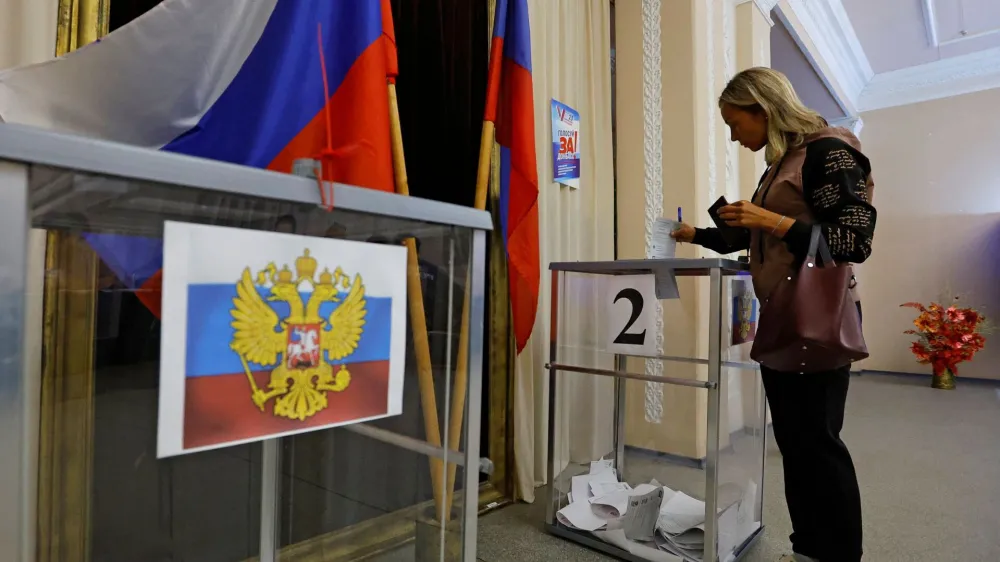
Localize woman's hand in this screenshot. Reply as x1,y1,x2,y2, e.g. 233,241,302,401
717,200,787,233
670,223,696,243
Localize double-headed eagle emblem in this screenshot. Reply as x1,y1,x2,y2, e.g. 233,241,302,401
229,249,367,421
736,286,755,340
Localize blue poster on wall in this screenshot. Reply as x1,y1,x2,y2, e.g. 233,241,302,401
550,99,581,189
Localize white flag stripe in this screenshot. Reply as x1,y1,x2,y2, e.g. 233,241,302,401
172,223,407,297
0,0,277,148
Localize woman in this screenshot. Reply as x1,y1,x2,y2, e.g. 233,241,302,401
672,67,875,562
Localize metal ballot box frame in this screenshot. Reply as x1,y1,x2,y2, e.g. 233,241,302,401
545,259,766,562
0,124,490,562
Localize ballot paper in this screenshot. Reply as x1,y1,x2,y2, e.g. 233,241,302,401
737,480,758,531
570,468,618,505
719,480,761,561
717,501,741,560
656,490,707,535
655,534,703,562
557,462,757,562
633,482,662,496
556,499,610,532
591,481,632,497
595,529,683,562
668,528,705,548
619,486,664,541
653,268,680,299
590,491,630,519
590,458,615,474
650,218,678,259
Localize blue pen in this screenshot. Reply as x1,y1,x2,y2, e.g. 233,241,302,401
677,206,683,223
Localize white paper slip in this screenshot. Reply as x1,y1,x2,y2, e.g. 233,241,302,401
657,491,707,535
591,481,631,497
666,527,704,548
590,458,615,474
631,482,662,496
590,490,630,518
620,486,664,541
650,218,679,259
737,479,758,529
596,529,684,562
556,500,609,532
652,266,680,299
630,541,685,562
717,501,741,560
655,537,703,562
570,469,618,503
592,529,633,552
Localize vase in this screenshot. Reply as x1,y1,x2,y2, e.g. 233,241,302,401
932,366,956,390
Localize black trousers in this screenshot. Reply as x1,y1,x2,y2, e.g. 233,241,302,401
761,363,863,562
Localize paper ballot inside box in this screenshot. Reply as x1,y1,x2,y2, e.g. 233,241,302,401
555,461,760,562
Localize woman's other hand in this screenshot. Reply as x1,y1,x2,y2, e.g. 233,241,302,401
670,223,696,243
717,200,783,231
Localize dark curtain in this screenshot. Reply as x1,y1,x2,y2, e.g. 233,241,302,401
389,0,492,463
109,0,162,32
389,0,489,208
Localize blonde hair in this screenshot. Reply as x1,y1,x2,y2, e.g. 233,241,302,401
719,67,827,164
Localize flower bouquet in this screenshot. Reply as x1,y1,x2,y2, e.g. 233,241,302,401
901,300,989,389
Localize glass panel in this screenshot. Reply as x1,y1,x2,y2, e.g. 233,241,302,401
276,229,470,561
28,165,476,561
716,274,765,562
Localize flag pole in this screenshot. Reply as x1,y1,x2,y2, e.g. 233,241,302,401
442,121,494,519
386,81,449,521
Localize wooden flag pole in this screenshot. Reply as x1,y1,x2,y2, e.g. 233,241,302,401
386,81,448,521
442,120,495,518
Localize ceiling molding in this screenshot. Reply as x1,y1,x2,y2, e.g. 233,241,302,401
857,46,1000,112
920,0,938,47
775,0,873,116
829,116,864,137
733,0,780,25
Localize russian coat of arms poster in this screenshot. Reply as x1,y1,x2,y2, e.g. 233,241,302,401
157,222,407,458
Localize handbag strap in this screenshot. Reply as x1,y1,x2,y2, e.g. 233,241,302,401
807,224,836,267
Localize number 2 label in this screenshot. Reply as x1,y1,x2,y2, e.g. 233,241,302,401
605,275,657,356
612,288,646,345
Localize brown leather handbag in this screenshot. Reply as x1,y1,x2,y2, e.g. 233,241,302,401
750,225,868,372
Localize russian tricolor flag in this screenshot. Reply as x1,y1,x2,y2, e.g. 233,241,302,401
487,0,540,354
0,0,400,314
158,222,406,457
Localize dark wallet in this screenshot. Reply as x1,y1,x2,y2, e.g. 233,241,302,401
707,196,745,246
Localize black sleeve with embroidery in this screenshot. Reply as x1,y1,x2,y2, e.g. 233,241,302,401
783,138,877,264
693,227,750,255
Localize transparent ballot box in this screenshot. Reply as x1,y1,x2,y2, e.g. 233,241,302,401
545,259,766,562
0,124,490,562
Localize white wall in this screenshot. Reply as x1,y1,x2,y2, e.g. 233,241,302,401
858,88,1000,380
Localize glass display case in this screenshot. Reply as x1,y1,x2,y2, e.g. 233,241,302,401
544,259,766,562
0,123,490,562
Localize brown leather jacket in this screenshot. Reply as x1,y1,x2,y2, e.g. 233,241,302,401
694,127,877,301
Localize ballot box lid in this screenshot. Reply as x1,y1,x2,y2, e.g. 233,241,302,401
0,123,492,232
549,258,749,276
